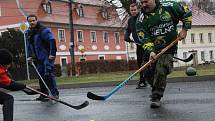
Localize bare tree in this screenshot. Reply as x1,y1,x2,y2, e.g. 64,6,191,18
192,0,215,15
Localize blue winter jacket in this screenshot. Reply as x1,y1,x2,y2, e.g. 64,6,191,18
27,27,56,62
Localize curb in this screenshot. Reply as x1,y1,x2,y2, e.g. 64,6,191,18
57,75,215,89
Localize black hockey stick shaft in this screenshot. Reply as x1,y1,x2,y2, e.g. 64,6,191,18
26,86,89,110
173,54,193,62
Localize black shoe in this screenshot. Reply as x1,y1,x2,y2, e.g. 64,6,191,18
136,83,147,89
150,94,161,108
35,95,49,102
150,99,161,108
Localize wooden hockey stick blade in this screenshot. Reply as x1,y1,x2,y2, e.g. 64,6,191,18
26,86,89,110
87,92,106,100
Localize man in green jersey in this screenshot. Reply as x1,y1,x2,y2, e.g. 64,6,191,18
136,0,192,108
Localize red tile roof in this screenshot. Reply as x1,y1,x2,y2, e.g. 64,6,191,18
190,6,215,26
75,0,107,6
0,0,26,26
2,1,215,28
22,0,123,28
18,0,42,15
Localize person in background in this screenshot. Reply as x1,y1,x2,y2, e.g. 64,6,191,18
124,3,148,89
26,14,59,101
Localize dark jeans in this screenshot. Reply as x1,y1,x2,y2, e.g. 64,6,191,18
36,59,59,96
136,45,148,84
0,91,14,121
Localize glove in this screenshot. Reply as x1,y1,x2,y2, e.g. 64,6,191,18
27,57,33,64
4,81,26,91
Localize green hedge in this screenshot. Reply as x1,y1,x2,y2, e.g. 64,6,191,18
75,60,138,75
10,60,138,80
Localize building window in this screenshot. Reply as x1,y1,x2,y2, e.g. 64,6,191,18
103,32,109,43
90,31,97,43
98,55,105,60
77,30,84,42
199,33,203,43
116,56,122,60
60,57,67,67
114,32,120,45
209,50,214,60
58,29,65,42
102,8,109,19
183,52,187,59
130,57,135,60
201,51,205,61
191,33,195,44
182,39,186,44
80,58,86,62
208,33,212,43
76,4,84,17
130,43,135,49
43,2,52,14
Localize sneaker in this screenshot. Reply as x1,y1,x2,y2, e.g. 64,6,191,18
150,99,161,108
53,95,59,100
49,95,59,104
35,95,49,102
136,83,147,89
150,94,161,108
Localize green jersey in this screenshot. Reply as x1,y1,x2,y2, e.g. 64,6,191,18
136,1,192,54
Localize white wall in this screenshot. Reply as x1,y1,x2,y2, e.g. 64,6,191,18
176,26,215,67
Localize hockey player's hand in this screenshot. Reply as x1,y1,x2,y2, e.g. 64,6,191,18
3,81,26,91
27,57,33,64
49,55,55,60
178,29,187,40
149,52,156,61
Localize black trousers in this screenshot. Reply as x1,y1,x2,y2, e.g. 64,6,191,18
136,45,148,84
0,91,14,121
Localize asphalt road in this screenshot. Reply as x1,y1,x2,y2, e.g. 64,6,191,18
1,77,215,121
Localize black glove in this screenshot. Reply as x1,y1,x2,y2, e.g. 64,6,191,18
4,81,26,91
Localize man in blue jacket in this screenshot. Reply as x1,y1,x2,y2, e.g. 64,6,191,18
26,14,59,101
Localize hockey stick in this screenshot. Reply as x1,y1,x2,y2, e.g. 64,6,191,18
87,37,181,100
31,62,53,97
129,41,193,62
173,54,193,62
26,86,89,110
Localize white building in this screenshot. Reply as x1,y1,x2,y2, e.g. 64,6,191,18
176,6,215,67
